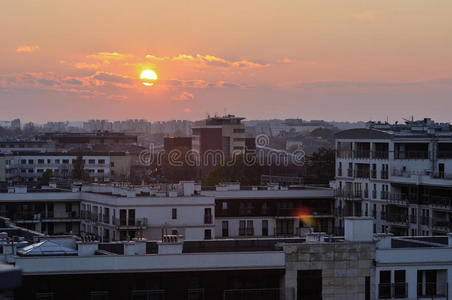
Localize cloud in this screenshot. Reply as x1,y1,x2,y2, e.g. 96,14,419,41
86,52,133,64
16,45,40,53
353,11,376,22
175,91,195,101
146,54,270,69
282,58,294,64
92,72,135,85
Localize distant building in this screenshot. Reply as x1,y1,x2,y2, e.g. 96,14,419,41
164,137,192,153
192,115,246,176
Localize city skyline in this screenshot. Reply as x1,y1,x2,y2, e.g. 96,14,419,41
1,1,452,122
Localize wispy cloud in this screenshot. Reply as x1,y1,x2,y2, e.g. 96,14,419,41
16,45,40,53
175,91,195,101
86,52,133,64
146,54,270,69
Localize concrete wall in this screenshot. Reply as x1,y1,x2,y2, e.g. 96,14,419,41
284,241,376,300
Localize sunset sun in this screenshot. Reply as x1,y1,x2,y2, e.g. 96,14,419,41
140,69,158,86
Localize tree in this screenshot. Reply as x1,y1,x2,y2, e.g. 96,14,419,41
39,169,53,186
204,154,263,186
303,147,335,184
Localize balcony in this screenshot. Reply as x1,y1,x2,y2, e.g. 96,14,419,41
417,282,448,298
354,150,371,159
432,220,452,232
386,213,408,226
355,169,370,179
372,151,389,160
394,151,430,160
114,217,148,229
380,171,389,180
420,216,431,226
334,190,362,201
378,283,408,299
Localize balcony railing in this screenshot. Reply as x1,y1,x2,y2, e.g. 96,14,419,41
372,151,389,160
417,282,448,298
381,171,389,180
355,169,370,179
394,151,430,160
378,283,408,299
114,217,148,228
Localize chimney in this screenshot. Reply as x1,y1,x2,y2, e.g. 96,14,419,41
124,241,136,255
344,217,373,242
133,238,147,255
375,233,393,249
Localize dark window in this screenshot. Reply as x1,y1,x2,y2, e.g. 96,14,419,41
65,202,72,213
239,220,246,236
204,208,212,224
65,222,72,233
120,209,127,226
172,208,177,219
379,270,391,298
204,229,211,240
128,209,135,226
262,220,268,236
298,270,322,300
365,276,370,300
394,270,406,298
222,221,228,237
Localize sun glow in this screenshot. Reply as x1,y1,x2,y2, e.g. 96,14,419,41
140,69,158,86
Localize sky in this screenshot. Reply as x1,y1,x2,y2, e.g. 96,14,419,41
1,0,452,123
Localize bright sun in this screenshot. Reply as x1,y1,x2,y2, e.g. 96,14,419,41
140,69,158,86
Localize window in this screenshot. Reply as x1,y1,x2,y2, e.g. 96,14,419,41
204,208,212,224
65,202,72,213
365,276,370,300
394,270,406,298
222,201,228,210
97,169,104,173
204,229,211,240
379,270,391,298
239,220,246,236
98,159,105,164
66,222,72,233
172,229,178,235
222,221,229,237
172,208,177,219
88,159,95,164
262,220,268,236
128,209,135,226
246,220,254,236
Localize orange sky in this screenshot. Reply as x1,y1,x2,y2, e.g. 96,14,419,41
1,0,452,122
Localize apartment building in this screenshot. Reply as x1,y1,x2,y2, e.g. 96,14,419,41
192,115,246,176
335,118,452,236
0,187,81,235
79,182,215,242
204,184,334,239
3,152,126,184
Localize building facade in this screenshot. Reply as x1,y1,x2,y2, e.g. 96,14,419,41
335,119,452,236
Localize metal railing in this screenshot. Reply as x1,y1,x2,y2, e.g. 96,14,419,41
417,282,448,298
378,283,408,299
